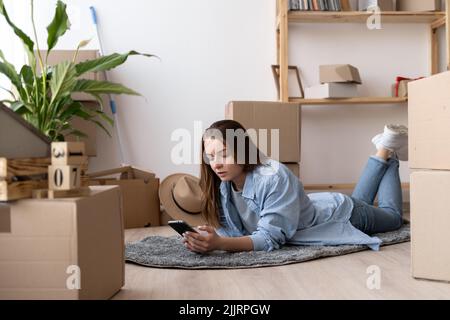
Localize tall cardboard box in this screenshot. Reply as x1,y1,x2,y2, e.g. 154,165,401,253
397,0,440,11
0,186,124,299
225,101,301,163
88,167,160,228
410,171,450,282
409,71,450,170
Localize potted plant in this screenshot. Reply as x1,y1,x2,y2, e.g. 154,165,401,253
0,0,154,141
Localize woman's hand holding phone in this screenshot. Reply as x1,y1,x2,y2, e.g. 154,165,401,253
183,225,222,254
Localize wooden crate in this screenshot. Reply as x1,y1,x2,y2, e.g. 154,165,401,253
0,157,88,201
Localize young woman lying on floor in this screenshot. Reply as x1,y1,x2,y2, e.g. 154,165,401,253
183,120,407,253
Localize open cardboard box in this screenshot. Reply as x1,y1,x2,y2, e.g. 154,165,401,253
87,166,160,229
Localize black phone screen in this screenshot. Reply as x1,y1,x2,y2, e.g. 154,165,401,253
168,220,198,236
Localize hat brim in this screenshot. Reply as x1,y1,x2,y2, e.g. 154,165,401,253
159,173,207,227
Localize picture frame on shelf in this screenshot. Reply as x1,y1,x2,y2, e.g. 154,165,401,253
271,65,304,100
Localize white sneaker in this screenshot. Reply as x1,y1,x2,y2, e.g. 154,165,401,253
372,125,408,161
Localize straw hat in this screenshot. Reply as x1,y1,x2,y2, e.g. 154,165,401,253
159,173,207,226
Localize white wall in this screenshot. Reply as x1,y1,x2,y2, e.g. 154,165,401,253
2,0,447,190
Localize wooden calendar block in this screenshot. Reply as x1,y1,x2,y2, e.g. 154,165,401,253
48,165,81,190
51,142,87,166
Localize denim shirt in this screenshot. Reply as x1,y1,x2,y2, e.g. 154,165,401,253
216,160,382,252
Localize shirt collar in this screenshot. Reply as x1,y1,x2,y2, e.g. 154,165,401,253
219,170,255,200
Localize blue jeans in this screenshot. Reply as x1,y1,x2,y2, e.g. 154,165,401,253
349,156,403,235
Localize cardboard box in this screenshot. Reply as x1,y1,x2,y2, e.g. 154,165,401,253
283,163,300,178
0,186,124,299
225,101,301,163
409,71,450,170
320,64,362,85
88,167,160,228
410,171,450,282
359,0,394,11
66,101,100,157
305,83,358,99
397,0,440,11
37,50,101,101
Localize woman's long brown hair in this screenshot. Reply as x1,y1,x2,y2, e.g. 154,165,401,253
199,120,265,227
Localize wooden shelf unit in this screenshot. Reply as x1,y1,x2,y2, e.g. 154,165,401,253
287,11,445,24
276,0,450,191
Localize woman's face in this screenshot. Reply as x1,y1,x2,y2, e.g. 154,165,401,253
203,138,244,182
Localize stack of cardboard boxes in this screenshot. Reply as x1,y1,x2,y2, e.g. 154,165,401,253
305,64,362,99
408,71,450,283
225,101,301,178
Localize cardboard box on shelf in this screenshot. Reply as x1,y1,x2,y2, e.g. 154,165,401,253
88,166,160,228
410,171,450,282
397,0,440,11
358,0,394,11
409,71,450,170
305,83,358,99
225,101,301,163
319,64,362,85
66,101,100,157
37,50,102,101
283,163,300,178
0,186,124,299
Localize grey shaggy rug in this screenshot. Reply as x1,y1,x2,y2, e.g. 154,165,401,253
125,223,410,270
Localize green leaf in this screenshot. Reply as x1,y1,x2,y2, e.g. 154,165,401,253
58,100,82,120
94,110,114,127
92,119,112,137
11,101,33,115
73,79,140,96
20,65,34,89
0,0,34,55
0,50,22,90
49,61,77,106
75,51,157,76
46,0,70,53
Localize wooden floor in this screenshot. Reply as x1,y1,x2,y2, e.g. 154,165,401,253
113,217,450,300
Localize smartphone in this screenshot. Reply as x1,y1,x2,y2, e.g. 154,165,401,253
168,220,198,236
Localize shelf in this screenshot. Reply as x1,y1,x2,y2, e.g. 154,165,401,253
289,97,408,105
287,11,446,24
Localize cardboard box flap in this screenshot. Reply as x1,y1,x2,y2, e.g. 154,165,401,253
320,64,362,84
88,166,156,182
